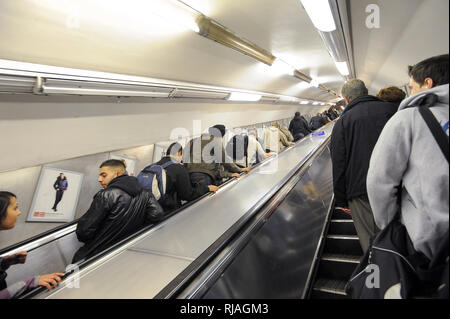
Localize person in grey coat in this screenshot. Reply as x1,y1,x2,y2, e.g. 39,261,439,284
367,54,449,261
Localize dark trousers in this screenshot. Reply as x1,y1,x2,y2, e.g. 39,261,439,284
190,172,214,188
293,133,305,142
53,190,64,209
348,195,380,253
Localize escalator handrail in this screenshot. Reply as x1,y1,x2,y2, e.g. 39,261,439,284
0,129,299,257
154,135,332,299
18,138,303,299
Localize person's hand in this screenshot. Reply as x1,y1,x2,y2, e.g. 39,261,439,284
264,152,277,158
38,273,65,290
231,173,241,178
290,142,296,146
3,252,27,267
240,167,250,173
208,185,219,193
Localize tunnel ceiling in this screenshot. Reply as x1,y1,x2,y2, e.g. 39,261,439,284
0,0,344,102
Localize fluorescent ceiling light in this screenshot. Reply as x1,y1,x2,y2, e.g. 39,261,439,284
313,102,320,105
300,101,309,105
228,92,262,102
42,86,170,97
321,103,326,105
280,95,298,102
271,58,295,76
300,0,336,32
335,61,349,76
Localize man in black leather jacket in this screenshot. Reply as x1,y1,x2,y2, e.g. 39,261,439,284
72,159,163,263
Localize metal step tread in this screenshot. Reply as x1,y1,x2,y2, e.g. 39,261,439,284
327,234,359,240
330,219,354,223
313,278,348,296
321,253,361,264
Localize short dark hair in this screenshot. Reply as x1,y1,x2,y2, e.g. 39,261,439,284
100,159,126,171
408,54,449,86
167,142,182,156
0,191,16,221
295,112,300,117
209,124,226,137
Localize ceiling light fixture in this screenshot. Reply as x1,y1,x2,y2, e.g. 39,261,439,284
335,61,349,76
301,0,354,79
300,0,336,32
197,15,275,65
42,85,171,97
227,92,262,102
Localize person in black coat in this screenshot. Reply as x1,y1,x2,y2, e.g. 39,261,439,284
330,79,398,253
73,159,163,263
289,112,311,141
309,113,326,130
156,142,218,212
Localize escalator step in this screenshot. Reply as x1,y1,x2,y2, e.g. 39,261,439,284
313,278,349,297
332,209,352,220
321,253,361,264
327,235,359,240
329,219,357,235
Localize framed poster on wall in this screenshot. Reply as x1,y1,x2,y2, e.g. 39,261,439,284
109,154,137,176
27,166,84,223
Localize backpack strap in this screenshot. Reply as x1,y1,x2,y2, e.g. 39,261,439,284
161,160,177,169
410,93,449,163
418,106,449,163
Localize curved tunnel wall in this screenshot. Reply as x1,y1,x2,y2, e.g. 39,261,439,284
0,94,328,249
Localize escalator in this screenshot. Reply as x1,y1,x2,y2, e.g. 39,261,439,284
2,123,340,299
308,207,362,299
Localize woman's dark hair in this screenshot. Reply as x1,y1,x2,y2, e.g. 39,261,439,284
408,54,449,87
376,86,406,103
0,191,16,221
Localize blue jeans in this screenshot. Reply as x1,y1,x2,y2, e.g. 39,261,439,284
190,172,214,188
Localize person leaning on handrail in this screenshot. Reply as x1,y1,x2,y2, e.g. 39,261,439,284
0,191,64,299
72,159,163,263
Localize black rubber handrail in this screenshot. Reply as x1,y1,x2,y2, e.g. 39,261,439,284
154,136,331,299
18,139,302,299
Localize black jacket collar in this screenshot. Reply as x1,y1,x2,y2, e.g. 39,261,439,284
344,95,382,114
107,174,142,197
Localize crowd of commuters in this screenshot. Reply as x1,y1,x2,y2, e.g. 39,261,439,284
331,53,448,298
1,53,446,299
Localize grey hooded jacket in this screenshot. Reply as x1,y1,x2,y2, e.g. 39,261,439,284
367,84,449,260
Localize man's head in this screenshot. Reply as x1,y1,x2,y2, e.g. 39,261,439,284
408,54,449,95
341,79,368,104
167,142,183,162
208,124,226,138
295,112,301,117
98,159,126,188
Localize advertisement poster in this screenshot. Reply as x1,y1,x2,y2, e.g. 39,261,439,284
109,154,137,177
27,166,84,223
